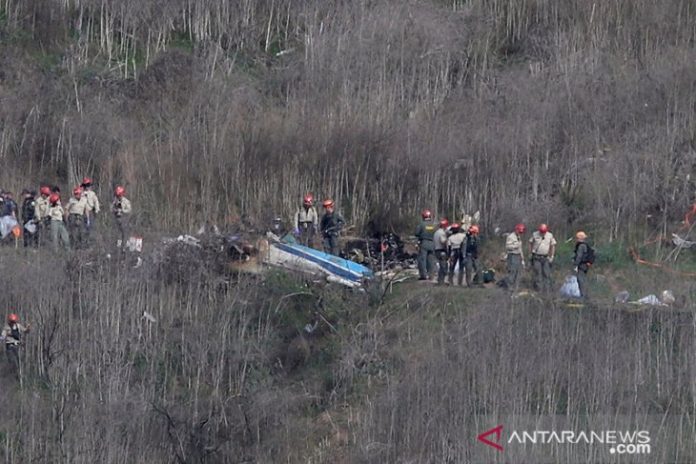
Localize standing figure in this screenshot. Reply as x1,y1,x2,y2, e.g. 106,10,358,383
21,189,39,248
504,223,526,290
35,186,51,247
111,185,132,248
48,193,70,251
447,223,466,285
1,313,30,377
433,219,450,285
294,194,319,247
573,231,594,300
65,186,89,249
81,177,100,241
415,209,437,280
320,199,344,256
464,225,481,287
529,223,556,292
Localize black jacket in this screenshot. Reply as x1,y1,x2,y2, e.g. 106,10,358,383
320,212,344,237
465,233,479,258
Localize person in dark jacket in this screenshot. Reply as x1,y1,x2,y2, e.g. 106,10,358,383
464,225,481,287
320,199,344,256
573,231,591,300
415,209,437,280
20,189,38,248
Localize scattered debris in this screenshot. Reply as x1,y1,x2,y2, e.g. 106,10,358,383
661,289,675,305
614,291,630,303
559,275,581,298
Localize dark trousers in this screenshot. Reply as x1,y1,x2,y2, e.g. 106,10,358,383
298,223,315,247
435,250,448,284
532,254,552,292
6,344,19,376
505,254,523,289
577,269,589,299
23,225,38,248
464,254,479,286
323,234,339,256
449,249,465,285
68,214,86,248
115,215,130,248
417,242,435,279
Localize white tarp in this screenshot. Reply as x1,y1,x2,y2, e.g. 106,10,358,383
0,216,18,238
559,275,581,298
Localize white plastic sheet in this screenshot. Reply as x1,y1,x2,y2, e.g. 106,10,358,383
559,275,581,298
0,216,18,238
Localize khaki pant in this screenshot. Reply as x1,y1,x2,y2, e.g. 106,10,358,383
68,214,86,248
532,254,552,292
50,220,70,251
505,254,523,290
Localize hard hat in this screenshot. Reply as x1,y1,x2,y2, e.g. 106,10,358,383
73,186,83,197
469,225,480,235
514,223,526,234
450,223,461,231
538,223,549,233
114,186,125,197
303,194,313,206
575,231,587,241
421,209,432,219
439,218,449,228
82,177,93,186
322,199,334,208
40,186,51,196
7,313,18,323
49,193,60,205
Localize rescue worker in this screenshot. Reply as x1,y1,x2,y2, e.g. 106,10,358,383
433,218,450,285
111,185,132,248
503,223,526,290
48,193,70,251
529,223,556,292
81,177,100,240
20,189,39,248
65,186,89,248
320,199,344,256
35,186,51,247
1,192,17,219
464,225,481,287
573,231,592,300
447,223,466,285
415,209,437,280
1,313,30,376
294,194,319,247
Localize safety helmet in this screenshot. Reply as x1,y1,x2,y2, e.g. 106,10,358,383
450,223,461,231
73,186,83,197
49,193,60,205
421,209,432,220
575,231,587,241
538,223,549,233
114,186,125,197
439,218,449,228
515,223,526,234
469,225,480,235
82,177,93,187
322,199,334,208
7,313,18,323
303,194,314,206
40,186,51,197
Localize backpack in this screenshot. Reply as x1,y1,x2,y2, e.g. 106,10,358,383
575,242,595,265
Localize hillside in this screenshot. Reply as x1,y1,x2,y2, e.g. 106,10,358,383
1,1,696,463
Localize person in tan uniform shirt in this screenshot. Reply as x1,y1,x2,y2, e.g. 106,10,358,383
529,223,556,292
65,186,90,248
35,186,51,247
503,223,526,290
48,193,70,251
111,185,132,247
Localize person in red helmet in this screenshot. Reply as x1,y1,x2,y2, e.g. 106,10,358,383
433,218,450,285
65,186,90,248
502,223,526,290
293,193,319,247
319,199,344,256
111,185,132,248
415,209,437,280
1,313,30,377
529,223,556,292
464,225,481,287
35,186,51,247
48,193,70,251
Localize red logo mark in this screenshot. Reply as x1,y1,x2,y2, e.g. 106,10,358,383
478,425,504,451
